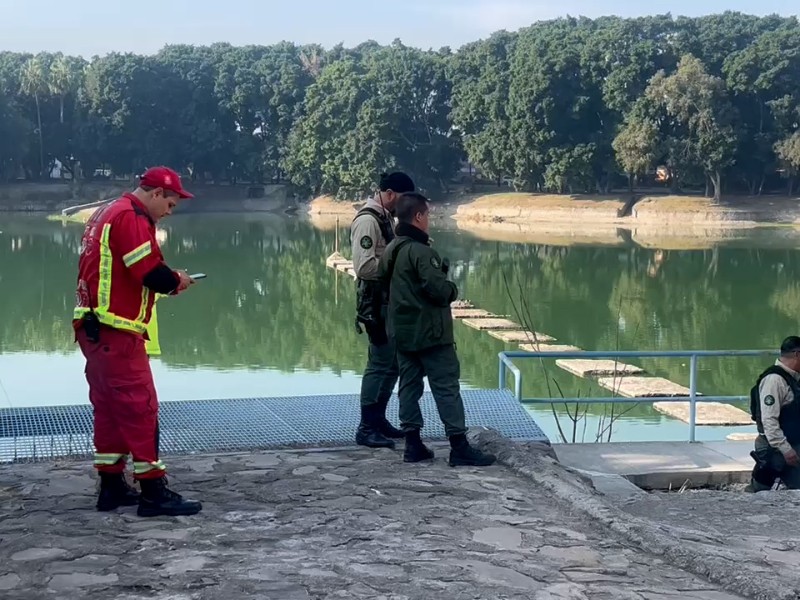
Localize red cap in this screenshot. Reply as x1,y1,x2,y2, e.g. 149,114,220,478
139,166,193,199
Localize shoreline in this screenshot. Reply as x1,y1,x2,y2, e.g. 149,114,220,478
306,192,800,248
308,192,800,227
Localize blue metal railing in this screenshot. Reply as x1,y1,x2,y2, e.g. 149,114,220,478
498,349,778,442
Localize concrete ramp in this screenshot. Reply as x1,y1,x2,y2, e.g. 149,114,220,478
0,389,549,463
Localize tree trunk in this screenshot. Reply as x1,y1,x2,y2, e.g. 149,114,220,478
704,175,710,198
35,93,44,179
758,176,765,196
59,96,64,124
711,171,722,204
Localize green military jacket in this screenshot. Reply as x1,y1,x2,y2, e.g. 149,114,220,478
377,223,458,352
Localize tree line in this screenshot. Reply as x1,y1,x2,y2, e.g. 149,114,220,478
1,11,799,201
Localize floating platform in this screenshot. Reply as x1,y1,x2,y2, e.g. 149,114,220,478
0,390,549,464
556,359,645,378
519,343,582,353
450,300,475,309
487,330,556,343
327,255,357,279
594,376,751,426
452,308,496,319
653,402,753,426
597,376,694,398
726,432,758,442
462,318,521,331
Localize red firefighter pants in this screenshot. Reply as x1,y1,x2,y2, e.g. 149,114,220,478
77,326,166,480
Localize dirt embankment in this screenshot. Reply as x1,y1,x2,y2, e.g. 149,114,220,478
303,192,800,249
454,192,800,228
306,196,362,230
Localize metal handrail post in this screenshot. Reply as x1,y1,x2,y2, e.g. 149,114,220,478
688,354,698,442
498,353,523,401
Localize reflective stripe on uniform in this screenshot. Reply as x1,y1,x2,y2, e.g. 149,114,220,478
122,241,152,267
73,222,150,335
94,452,126,465
73,307,149,334
97,224,113,312
133,460,166,475
145,301,161,356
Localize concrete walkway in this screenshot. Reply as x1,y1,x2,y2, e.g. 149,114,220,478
553,440,754,489
0,441,745,600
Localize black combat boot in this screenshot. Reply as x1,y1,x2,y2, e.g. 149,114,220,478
448,433,496,467
403,429,435,463
96,472,140,512
137,476,203,518
355,405,396,449
375,402,404,439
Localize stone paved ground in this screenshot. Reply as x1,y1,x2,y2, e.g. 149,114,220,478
622,489,800,593
0,443,745,600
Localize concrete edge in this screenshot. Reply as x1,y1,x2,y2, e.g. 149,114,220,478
624,469,751,490
468,427,796,600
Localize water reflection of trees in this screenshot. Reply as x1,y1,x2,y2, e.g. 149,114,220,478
1,218,798,400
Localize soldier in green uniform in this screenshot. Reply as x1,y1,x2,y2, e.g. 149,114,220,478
350,172,416,449
746,336,800,492
378,192,496,467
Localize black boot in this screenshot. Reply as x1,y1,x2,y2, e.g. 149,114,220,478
137,476,202,518
355,405,396,449
448,434,496,467
375,402,404,439
96,472,140,512
403,429,435,463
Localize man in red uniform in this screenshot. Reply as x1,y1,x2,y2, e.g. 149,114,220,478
74,166,202,517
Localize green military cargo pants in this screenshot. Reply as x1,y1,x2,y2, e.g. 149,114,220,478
360,336,399,409
396,343,467,437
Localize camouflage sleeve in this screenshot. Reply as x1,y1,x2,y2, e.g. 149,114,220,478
412,244,458,307
350,215,382,280
760,374,793,455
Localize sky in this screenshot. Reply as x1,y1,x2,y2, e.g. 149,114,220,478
0,0,797,57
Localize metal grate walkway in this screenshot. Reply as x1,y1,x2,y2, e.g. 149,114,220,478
0,389,549,463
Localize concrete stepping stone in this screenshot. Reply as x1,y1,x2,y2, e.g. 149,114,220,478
557,359,645,378
452,308,496,319
519,343,582,353
488,330,556,343
463,318,521,331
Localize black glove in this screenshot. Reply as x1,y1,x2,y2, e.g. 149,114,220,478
441,257,450,275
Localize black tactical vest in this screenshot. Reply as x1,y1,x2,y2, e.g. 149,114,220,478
352,206,395,248
750,365,800,445
352,207,395,328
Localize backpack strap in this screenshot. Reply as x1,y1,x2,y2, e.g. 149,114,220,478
352,206,395,245
751,365,800,430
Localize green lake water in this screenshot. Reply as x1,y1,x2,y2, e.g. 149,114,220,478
1,212,798,444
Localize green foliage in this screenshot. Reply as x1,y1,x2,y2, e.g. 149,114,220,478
1,12,800,198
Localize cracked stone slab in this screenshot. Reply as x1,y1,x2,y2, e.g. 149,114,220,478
11,547,69,561
0,444,750,600
0,573,21,591
49,573,120,591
